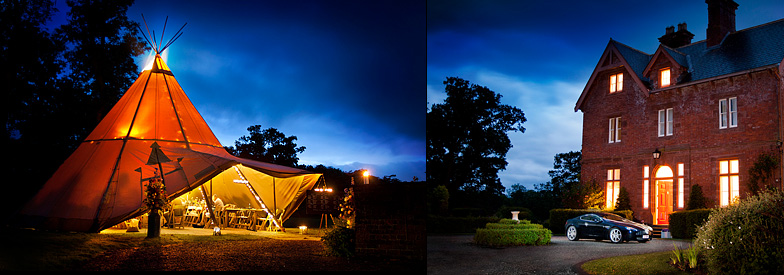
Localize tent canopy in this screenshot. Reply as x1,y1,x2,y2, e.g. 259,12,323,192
17,55,321,232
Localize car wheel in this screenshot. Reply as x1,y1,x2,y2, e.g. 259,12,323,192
566,225,579,241
609,227,623,243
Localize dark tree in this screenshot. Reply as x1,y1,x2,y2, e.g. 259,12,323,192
686,184,710,210
2,0,66,216
614,187,632,211
57,0,148,126
227,125,306,167
427,77,526,205
506,184,560,222
3,0,147,216
538,151,581,205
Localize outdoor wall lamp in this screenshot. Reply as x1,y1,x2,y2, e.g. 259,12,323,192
653,149,661,160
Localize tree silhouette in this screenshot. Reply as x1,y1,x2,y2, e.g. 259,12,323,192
427,77,526,204
226,125,306,167
4,0,147,216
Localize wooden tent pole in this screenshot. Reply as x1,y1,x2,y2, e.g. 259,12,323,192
200,185,218,229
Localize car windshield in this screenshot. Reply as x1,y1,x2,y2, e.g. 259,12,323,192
600,213,627,222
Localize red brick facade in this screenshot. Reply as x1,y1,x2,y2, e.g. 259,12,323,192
575,2,784,225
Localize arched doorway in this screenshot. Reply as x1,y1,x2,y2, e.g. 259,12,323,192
654,166,674,225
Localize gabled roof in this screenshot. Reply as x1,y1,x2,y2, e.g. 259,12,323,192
611,40,652,82
574,40,651,112
642,45,687,78
575,18,784,112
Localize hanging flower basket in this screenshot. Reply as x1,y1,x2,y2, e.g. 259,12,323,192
143,169,168,212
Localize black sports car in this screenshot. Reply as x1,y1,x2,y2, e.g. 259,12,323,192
564,213,653,243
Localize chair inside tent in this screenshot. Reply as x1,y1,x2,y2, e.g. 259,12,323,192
15,29,321,232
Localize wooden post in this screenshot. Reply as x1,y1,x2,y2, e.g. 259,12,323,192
200,185,219,230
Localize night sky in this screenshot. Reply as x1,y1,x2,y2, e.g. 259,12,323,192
428,0,783,190
49,0,425,182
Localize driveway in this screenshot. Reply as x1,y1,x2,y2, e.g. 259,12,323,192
428,235,691,275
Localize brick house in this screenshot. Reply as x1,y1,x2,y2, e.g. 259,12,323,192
574,0,784,225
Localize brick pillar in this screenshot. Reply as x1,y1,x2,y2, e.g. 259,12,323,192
354,182,425,261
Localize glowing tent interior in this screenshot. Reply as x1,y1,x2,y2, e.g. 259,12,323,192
16,24,321,232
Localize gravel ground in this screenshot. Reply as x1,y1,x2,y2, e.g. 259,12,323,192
75,237,421,271
428,235,691,275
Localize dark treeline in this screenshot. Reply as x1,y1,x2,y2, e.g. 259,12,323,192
3,0,147,219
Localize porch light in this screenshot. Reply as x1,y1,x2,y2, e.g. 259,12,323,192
653,149,661,160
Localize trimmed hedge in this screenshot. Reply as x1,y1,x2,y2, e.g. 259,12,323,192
548,209,634,234
668,209,712,239
499,218,531,224
485,222,543,230
473,228,552,247
427,215,500,234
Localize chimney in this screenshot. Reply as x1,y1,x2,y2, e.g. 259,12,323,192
658,23,694,48
705,0,738,47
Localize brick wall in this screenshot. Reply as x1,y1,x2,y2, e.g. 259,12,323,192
581,68,782,223
354,182,425,261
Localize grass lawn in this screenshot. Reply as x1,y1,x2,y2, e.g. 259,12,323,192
0,227,273,271
581,251,689,275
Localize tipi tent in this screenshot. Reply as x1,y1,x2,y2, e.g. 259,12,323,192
16,50,321,233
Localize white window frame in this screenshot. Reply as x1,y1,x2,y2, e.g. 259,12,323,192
719,159,740,207
643,166,649,209
729,97,737,128
719,97,738,129
610,73,623,93
608,117,621,143
660,68,671,88
677,163,685,209
719,99,728,129
606,169,620,209
658,108,673,137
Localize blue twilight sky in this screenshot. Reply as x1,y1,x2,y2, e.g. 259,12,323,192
427,0,783,190
50,0,425,182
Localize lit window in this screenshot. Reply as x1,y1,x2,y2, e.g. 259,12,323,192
610,73,623,93
609,117,621,143
677,163,684,209
606,169,620,209
660,68,671,87
719,97,738,129
719,159,740,207
658,108,674,137
643,166,649,209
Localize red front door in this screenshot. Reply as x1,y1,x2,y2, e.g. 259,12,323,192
657,180,673,225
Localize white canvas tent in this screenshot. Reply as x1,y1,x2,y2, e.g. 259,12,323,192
16,53,321,232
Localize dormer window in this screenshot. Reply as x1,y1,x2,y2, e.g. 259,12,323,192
660,68,671,88
609,73,623,93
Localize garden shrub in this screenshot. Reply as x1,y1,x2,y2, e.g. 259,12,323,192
498,218,531,224
427,215,500,234
548,209,634,234
669,209,712,239
694,189,784,274
473,228,552,247
321,225,355,257
485,222,543,230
